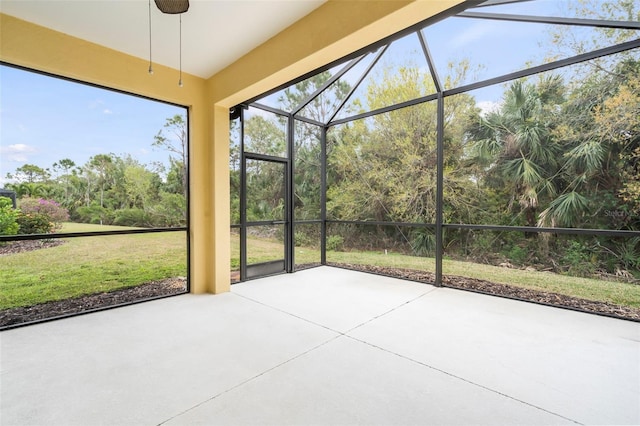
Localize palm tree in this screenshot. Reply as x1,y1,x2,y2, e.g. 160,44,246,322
467,76,564,229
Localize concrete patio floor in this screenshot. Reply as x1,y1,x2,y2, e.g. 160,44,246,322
1,266,639,425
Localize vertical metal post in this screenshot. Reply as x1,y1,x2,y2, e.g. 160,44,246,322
321,126,327,265
435,93,444,287
239,107,247,281
286,115,295,272
185,110,191,292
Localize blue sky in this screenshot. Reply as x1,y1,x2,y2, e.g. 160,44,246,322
256,0,589,119
0,1,624,184
0,65,185,184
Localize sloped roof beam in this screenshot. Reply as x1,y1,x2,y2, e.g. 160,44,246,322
470,0,534,8
417,30,441,93
326,45,389,126
292,54,366,116
457,11,640,30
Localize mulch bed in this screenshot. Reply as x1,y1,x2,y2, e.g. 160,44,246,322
2,239,638,327
0,239,66,255
328,262,640,322
0,278,187,328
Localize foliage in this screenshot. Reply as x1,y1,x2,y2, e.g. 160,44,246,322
151,192,187,227
16,213,54,234
113,208,151,227
294,231,311,247
229,40,638,278
0,223,186,310
562,241,596,277
326,235,344,252
4,119,188,229
467,75,565,228
0,197,19,236
410,227,435,257
5,164,50,183
18,197,69,227
153,115,188,198
76,201,111,225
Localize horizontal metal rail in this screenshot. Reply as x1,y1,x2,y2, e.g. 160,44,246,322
322,220,640,238
245,220,287,227
329,93,439,127
457,11,640,30
244,152,289,163
0,227,187,242
444,38,640,97
326,220,436,228
231,220,320,229
443,223,640,238
469,0,535,8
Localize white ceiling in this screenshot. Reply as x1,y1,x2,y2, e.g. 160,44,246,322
0,0,327,78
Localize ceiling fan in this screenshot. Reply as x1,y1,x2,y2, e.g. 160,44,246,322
148,0,190,86
154,0,189,14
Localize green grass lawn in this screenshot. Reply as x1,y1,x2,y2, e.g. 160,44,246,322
2,226,638,311
0,223,187,310
327,250,640,309
232,232,640,309
230,231,321,269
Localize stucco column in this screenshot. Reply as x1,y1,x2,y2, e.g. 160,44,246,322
209,104,231,293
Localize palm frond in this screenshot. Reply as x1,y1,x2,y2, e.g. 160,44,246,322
537,191,589,228
564,139,604,175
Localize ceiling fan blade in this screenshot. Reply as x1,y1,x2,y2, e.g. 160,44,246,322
154,0,189,14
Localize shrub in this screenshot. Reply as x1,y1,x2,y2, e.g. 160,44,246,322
114,208,150,227
294,231,311,247
16,212,54,234
18,197,69,229
0,196,19,236
411,228,435,256
326,235,344,251
150,192,186,227
612,237,640,272
76,202,111,225
505,245,528,265
562,240,595,277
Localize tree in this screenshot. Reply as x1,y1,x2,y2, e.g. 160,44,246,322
541,58,640,229
467,75,565,229
328,64,477,224
326,63,477,253
6,164,50,183
52,158,77,207
279,71,352,124
154,114,187,198
86,154,114,224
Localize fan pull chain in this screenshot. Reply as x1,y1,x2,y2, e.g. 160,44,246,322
148,0,153,74
178,14,183,87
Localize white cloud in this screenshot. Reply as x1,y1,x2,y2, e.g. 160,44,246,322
89,99,105,109
103,109,113,114
0,143,37,163
449,21,498,50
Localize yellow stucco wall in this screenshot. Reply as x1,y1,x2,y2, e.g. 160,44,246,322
209,0,465,106
0,0,464,296
0,13,218,293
